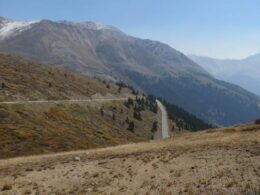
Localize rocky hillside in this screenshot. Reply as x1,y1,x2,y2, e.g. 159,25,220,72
0,17,259,126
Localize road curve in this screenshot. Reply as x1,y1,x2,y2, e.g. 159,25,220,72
156,100,170,139
0,98,128,105
0,98,170,139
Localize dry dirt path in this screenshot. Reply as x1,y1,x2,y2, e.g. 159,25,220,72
0,98,128,105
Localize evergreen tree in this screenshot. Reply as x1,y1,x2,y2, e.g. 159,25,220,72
151,121,158,133
118,86,122,93
133,111,142,121
124,98,134,108
128,98,134,105
128,121,135,132
100,107,104,116
152,104,158,113
172,125,175,131
1,82,6,89
112,112,116,120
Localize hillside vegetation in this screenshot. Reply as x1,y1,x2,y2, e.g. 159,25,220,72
0,100,158,159
0,54,163,159
0,124,259,194
0,53,214,160
0,53,129,101
152,96,213,131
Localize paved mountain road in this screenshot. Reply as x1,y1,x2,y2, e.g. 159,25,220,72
0,98,170,139
156,100,170,139
0,98,128,105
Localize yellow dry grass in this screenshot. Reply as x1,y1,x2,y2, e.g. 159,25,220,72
0,53,130,101
0,100,158,159
0,124,259,194
0,53,161,159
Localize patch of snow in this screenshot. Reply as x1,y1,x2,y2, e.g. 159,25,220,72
0,20,40,40
58,20,116,31
95,23,114,30
78,21,115,30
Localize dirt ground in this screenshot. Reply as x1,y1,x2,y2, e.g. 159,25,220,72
0,124,259,195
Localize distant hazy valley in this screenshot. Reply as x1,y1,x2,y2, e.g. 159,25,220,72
189,54,260,96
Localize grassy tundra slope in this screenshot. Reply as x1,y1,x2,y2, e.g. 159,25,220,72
0,124,259,194
0,101,158,159
0,53,159,158
0,53,128,101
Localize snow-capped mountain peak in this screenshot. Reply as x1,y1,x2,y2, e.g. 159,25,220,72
0,18,40,40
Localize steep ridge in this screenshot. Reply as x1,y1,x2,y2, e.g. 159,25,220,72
0,17,260,125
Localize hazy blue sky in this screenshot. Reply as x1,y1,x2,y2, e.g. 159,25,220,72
1,0,260,59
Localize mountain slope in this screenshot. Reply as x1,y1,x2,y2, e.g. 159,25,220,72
1,17,260,125
0,53,161,158
189,54,260,95
0,53,127,101
0,54,216,159
0,100,159,159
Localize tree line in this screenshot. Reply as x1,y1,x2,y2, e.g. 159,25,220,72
113,80,214,132
155,96,214,131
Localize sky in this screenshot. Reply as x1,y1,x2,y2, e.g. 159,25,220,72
1,0,260,59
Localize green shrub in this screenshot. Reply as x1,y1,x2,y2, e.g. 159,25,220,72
128,121,135,132
1,82,6,89
112,112,116,120
100,107,104,116
151,121,158,132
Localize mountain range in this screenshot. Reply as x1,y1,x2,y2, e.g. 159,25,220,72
0,16,260,126
189,54,260,95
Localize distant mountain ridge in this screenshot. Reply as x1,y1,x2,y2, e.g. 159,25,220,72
189,54,260,95
1,16,260,126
